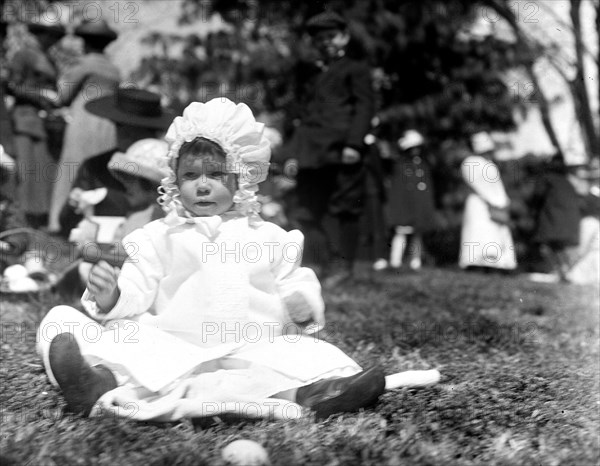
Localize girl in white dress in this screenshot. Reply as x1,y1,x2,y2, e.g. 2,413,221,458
459,133,517,271
37,99,438,422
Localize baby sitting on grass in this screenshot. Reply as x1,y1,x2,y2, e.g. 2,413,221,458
37,98,439,422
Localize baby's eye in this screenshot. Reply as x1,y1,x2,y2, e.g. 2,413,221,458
209,171,226,178
183,171,198,179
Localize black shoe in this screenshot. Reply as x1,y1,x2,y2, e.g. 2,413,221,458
49,333,117,416
296,366,386,420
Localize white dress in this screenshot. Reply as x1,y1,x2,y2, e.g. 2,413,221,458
565,216,600,285
37,212,361,421
459,156,517,270
47,53,120,231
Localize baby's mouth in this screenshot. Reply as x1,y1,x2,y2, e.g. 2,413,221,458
195,201,214,207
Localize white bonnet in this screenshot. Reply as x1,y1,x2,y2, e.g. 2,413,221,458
398,130,424,151
471,132,495,155
159,98,271,217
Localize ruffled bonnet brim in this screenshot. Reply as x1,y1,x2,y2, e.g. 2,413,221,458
157,98,271,221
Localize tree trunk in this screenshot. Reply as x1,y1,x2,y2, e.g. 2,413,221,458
596,1,600,154
570,0,600,158
525,62,562,153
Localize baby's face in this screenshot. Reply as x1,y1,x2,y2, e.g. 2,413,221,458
176,151,237,217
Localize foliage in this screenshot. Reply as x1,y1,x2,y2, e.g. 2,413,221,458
180,0,524,145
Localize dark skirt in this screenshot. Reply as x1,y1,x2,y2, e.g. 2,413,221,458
13,105,55,215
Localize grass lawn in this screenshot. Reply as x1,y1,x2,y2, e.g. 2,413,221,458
1,267,598,465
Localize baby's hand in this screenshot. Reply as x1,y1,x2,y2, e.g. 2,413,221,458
284,291,314,325
87,260,121,313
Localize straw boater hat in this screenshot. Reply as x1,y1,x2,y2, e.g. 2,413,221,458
74,18,117,47
85,88,175,129
108,138,170,184
159,98,271,218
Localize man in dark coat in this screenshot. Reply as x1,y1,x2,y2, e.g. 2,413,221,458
285,11,374,285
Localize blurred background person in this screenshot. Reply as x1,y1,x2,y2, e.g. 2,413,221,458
362,132,389,272
459,132,517,272
385,130,437,271
565,159,600,285
57,137,169,300
58,88,174,237
529,154,581,281
6,18,64,228
0,145,27,274
283,11,374,286
0,19,15,163
47,19,120,233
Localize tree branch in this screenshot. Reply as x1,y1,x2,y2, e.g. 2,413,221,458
480,0,562,154
536,0,598,65
594,0,600,139
570,0,600,157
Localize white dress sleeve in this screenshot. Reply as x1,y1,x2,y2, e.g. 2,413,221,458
270,227,325,334
82,227,164,321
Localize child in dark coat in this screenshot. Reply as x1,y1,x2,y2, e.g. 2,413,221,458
531,155,581,280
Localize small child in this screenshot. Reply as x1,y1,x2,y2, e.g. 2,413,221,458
37,99,438,422
530,155,582,281
385,130,437,271
54,139,168,299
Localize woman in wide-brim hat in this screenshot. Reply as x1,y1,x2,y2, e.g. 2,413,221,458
6,16,64,227
47,19,121,232
56,87,175,237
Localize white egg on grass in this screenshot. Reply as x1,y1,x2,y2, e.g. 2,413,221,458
3,264,28,280
221,439,270,466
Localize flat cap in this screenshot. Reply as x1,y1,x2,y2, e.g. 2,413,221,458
305,11,347,34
